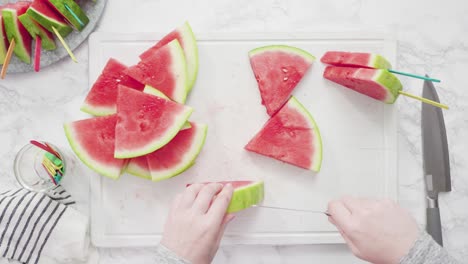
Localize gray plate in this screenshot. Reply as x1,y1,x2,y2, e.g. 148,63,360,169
0,0,106,73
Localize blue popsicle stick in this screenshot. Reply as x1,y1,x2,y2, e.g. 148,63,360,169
64,4,84,27
388,69,441,83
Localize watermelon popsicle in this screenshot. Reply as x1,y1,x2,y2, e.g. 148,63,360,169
18,13,56,50
46,0,89,31
27,0,73,37
2,2,32,64
0,7,9,64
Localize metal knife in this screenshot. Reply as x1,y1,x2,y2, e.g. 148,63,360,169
252,205,330,216
421,78,451,246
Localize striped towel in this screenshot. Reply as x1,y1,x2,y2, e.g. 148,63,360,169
0,186,89,264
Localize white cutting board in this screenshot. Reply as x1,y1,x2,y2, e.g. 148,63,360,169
88,32,398,247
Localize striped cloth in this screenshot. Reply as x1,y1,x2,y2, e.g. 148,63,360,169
0,185,84,264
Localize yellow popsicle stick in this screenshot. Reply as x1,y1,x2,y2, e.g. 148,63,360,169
1,38,16,79
51,26,77,63
399,91,449,110
42,158,57,175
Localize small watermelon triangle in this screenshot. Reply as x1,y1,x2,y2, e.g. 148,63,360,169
147,122,207,182
125,39,188,104
114,86,193,159
245,96,323,172
64,115,127,180
249,45,315,116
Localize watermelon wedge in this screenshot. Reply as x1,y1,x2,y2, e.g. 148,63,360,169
0,7,9,64
321,51,392,69
64,115,128,180
18,13,56,50
245,96,323,172
81,58,145,116
188,181,265,213
115,86,193,159
126,156,151,180
2,2,32,64
27,0,72,37
46,0,89,31
323,66,402,104
146,122,207,181
249,45,315,116
125,39,188,104
140,22,198,91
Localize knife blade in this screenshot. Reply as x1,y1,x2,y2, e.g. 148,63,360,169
421,78,451,246
252,205,330,216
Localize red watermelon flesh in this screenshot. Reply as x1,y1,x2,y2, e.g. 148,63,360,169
249,45,315,116
64,115,127,180
2,2,32,64
245,96,323,171
114,86,193,159
323,66,402,104
321,51,392,69
140,22,198,91
146,122,207,181
81,58,145,116
124,39,188,104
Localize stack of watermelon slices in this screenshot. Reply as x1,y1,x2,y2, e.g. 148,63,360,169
245,45,323,172
65,22,207,182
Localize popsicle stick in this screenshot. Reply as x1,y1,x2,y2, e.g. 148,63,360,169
51,26,77,63
34,36,42,72
389,69,441,83
1,38,16,79
398,91,449,110
64,3,84,27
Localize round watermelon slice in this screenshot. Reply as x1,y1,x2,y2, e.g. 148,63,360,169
245,96,323,172
249,45,315,116
124,39,188,104
187,181,264,213
115,86,193,159
2,2,32,64
81,58,145,116
64,115,128,180
323,66,402,104
321,51,392,69
147,122,207,182
140,22,198,91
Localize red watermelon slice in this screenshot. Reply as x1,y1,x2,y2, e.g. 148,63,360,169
81,58,145,116
140,22,198,91
2,2,32,64
249,45,315,116
187,181,264,213
114,86,193,159
323,66,402,104
64,115,128,179
124,39,188,104
146,122,207,181
27,0,72,37
245,96,323,172
321,51,392,69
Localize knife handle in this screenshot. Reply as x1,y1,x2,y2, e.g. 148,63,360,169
426,207,443,246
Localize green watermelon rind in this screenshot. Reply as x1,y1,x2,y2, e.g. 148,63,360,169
180,22,199,92
26,7,72,37
47,0,89,31
2,8,30,64
373,70,402,104
248,45,316,63
114,106,193,159
370,54,392,69
0,21,7,63
227,181,265,213
80,103,115,117
18,13,56,51
125,159,151,180
64,123,124,180
168,40,189,104
150,123,208,182
287,96,323,172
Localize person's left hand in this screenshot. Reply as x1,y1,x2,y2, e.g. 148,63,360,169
161,183,235,264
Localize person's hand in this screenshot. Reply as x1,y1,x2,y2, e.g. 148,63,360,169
161,183,235,264
327,196,419,264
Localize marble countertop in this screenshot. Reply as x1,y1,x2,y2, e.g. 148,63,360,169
0,0,467,263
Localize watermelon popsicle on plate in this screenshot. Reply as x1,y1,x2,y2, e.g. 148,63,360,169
46,0,89,31
18,13,56,50
0,7,9,64
2,2,32,64
27,0,73,37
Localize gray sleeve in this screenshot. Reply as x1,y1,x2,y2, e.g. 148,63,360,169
400,231,461,264
155,244,191,264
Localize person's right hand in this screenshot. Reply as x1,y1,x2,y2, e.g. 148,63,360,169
327,196,419,264
161,183,234,264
